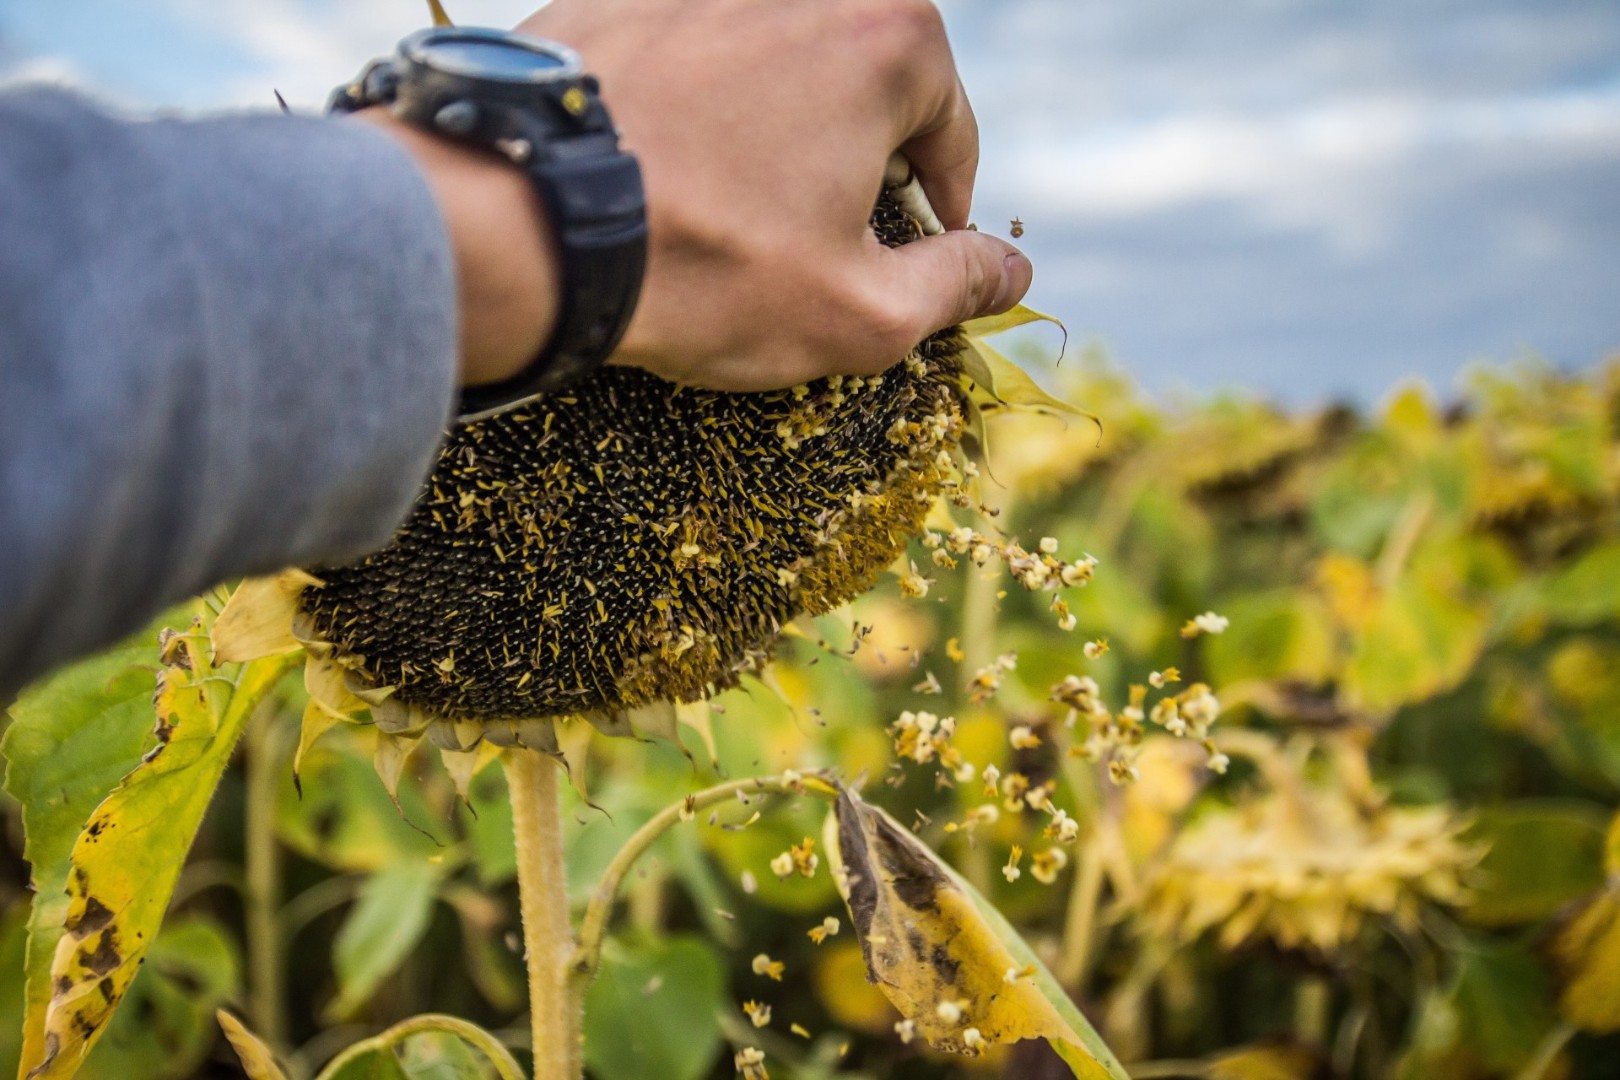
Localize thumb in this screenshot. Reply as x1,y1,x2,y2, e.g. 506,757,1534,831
877,229,1033,345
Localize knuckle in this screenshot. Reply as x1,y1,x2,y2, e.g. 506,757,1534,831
859,0,944,55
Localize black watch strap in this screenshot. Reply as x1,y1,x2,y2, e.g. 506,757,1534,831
330,31,647,421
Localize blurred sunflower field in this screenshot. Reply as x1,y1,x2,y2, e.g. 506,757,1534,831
6,351,1620,1080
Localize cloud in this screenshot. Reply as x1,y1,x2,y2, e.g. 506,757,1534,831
156,0,538,108
0,53,91,94
997,85,1620,232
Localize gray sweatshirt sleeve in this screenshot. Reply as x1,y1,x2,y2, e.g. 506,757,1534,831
0,88,458,704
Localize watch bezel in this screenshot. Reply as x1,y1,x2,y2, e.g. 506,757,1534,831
398,26,585,85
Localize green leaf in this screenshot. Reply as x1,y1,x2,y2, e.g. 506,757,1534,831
0,900,32,1079
326,861,442,1022
1541,542,1620,627
582,935,727,1080
1463,802,1608,927
1451,942,1561,1070
80,915,242,1080
1204,589,1337,687
3,636,168,1076
315,1015,522,1080
1396,938,1562,1079
828,786,1129,1079
1343,577,1487,712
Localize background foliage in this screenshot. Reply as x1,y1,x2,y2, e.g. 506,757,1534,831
5,353,1620,1079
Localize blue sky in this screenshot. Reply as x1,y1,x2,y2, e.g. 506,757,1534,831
4,0,1617,406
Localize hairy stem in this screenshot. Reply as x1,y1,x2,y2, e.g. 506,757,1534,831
569,773,838,993
505,748,578,1080
244,704,288,1051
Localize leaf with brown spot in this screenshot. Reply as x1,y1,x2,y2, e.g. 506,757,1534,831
827,785,1128,1079
4,610,193,1078
18,631,297,1080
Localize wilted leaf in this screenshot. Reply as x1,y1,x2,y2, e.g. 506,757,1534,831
80,915,241,1080
217,1011,290,1080
829,786,1128,1078
327,861,442,1022
582,936,726,1080
17,623,293,1080
3,634,166,1076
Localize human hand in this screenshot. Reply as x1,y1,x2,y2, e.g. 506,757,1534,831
523,0,1031,391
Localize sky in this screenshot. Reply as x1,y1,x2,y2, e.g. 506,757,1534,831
3,0,1617,406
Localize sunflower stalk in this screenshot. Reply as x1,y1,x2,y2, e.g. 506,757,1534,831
245,702,290,1052
505,747,579,1080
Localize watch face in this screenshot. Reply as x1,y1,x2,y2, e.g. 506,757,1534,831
402,27,582,84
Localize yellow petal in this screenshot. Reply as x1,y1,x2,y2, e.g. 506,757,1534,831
304,655,364,718
675,700,719,770
373,731,417,804
292,699,343,794
211,570,319,663
959,303,1065,341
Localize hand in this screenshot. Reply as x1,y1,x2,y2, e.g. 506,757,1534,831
367,0,1032,392
530,0,1031,391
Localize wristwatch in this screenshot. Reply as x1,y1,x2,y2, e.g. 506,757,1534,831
331,26,648,421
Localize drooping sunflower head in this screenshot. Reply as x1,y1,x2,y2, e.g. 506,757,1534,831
216,172,1071,766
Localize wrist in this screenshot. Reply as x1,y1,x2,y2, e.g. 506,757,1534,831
353,108,560,387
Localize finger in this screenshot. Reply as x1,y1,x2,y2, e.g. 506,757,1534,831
897,75,979,231
863,230,1032,357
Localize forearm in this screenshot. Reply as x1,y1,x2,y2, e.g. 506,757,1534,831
0,89,458,703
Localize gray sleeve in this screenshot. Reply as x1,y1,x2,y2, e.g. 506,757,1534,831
0,88,458,703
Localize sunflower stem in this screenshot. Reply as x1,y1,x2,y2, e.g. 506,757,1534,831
505,747,579,1080
244,702,288,1052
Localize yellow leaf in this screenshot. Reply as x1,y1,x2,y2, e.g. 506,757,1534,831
828,785,1128,1078
1547,885,1620,1034
426,0,454,27
1606,810,1620,876
216,1011,290,1080
20,647,296,1079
